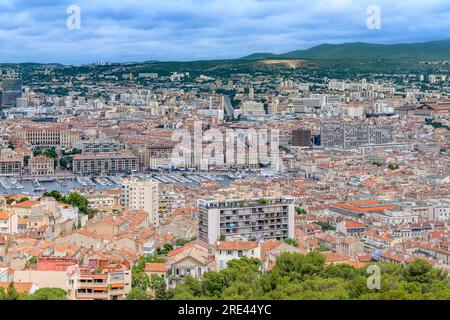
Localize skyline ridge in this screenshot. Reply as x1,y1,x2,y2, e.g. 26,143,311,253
1,39,450,66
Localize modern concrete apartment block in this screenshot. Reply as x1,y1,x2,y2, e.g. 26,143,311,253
120,177,159,227
198,197,295,244
320,121,395,150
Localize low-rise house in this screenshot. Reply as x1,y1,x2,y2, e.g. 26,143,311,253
379,249,416,265
361,232,401,254
314,232,338,251
166,240,213,288
322,252,361,267
336,220,367,236
144,262,169,280
416,243,450,265
260,239,301,272
214,241,260,271
55,230,106,250
0,211,18,234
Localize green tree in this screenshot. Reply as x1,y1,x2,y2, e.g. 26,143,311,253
29,288,67,300
271,252,325,282
149,275,168,300
1,283,20,300
126,288,150,300
165,252,450,300
131,255,165,291
283,238,298,247
25,256,37,269
23,155,30,167
258,198,268,205
18,197,29,203
388,163,399,170
313,221,336,231
156,243,174,255
404,259,447,283
43,190,64,202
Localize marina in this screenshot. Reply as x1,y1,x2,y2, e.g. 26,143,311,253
0,172,241,195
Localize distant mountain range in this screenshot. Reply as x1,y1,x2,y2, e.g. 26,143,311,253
242,40,450,61
2,40,450,73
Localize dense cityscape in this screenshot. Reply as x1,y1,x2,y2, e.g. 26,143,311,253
0,49,449,300
0,1,449,303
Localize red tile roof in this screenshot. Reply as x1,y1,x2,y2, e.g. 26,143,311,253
144,263,168,273
216,241,259,251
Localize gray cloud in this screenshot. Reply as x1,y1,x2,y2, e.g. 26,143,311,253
0,0,449,64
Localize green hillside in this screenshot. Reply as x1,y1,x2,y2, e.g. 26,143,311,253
243,40,450,61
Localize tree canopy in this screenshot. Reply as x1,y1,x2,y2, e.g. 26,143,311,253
166,253,450,300
0,284,67,300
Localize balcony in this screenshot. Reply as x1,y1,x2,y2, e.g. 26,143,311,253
78,282,108,289
76,291,109,300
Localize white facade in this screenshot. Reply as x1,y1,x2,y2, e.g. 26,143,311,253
371,209,419,225
0,267,12,282
433,204,450,221
120,178,159,227
215,243,261,271
0,212,18,234
198,197,295,244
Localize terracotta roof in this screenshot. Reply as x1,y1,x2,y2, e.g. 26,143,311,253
216,241,259,251
260,239,282,253
167,243,194,257
144,263,168,273
358,254,373,262
345,220,366,229
12,200,40,209
323,252,354,263
333,202,397,213
0,211,10,220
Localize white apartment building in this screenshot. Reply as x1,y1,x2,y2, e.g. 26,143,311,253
0,267,12,282
370,208,420,225
0,211,18,234
427,199,450,221
120,178,159,227
198,197,295,244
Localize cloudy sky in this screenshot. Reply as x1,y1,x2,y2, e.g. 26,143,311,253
0,0,449,64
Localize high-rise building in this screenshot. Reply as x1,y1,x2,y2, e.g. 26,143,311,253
197,196,295,244
120,178,159,227
320,121,395,150
1,77,23,108
292,128,311,147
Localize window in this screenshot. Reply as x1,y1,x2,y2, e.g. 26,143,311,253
227,250,232,255
110,273,124,281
